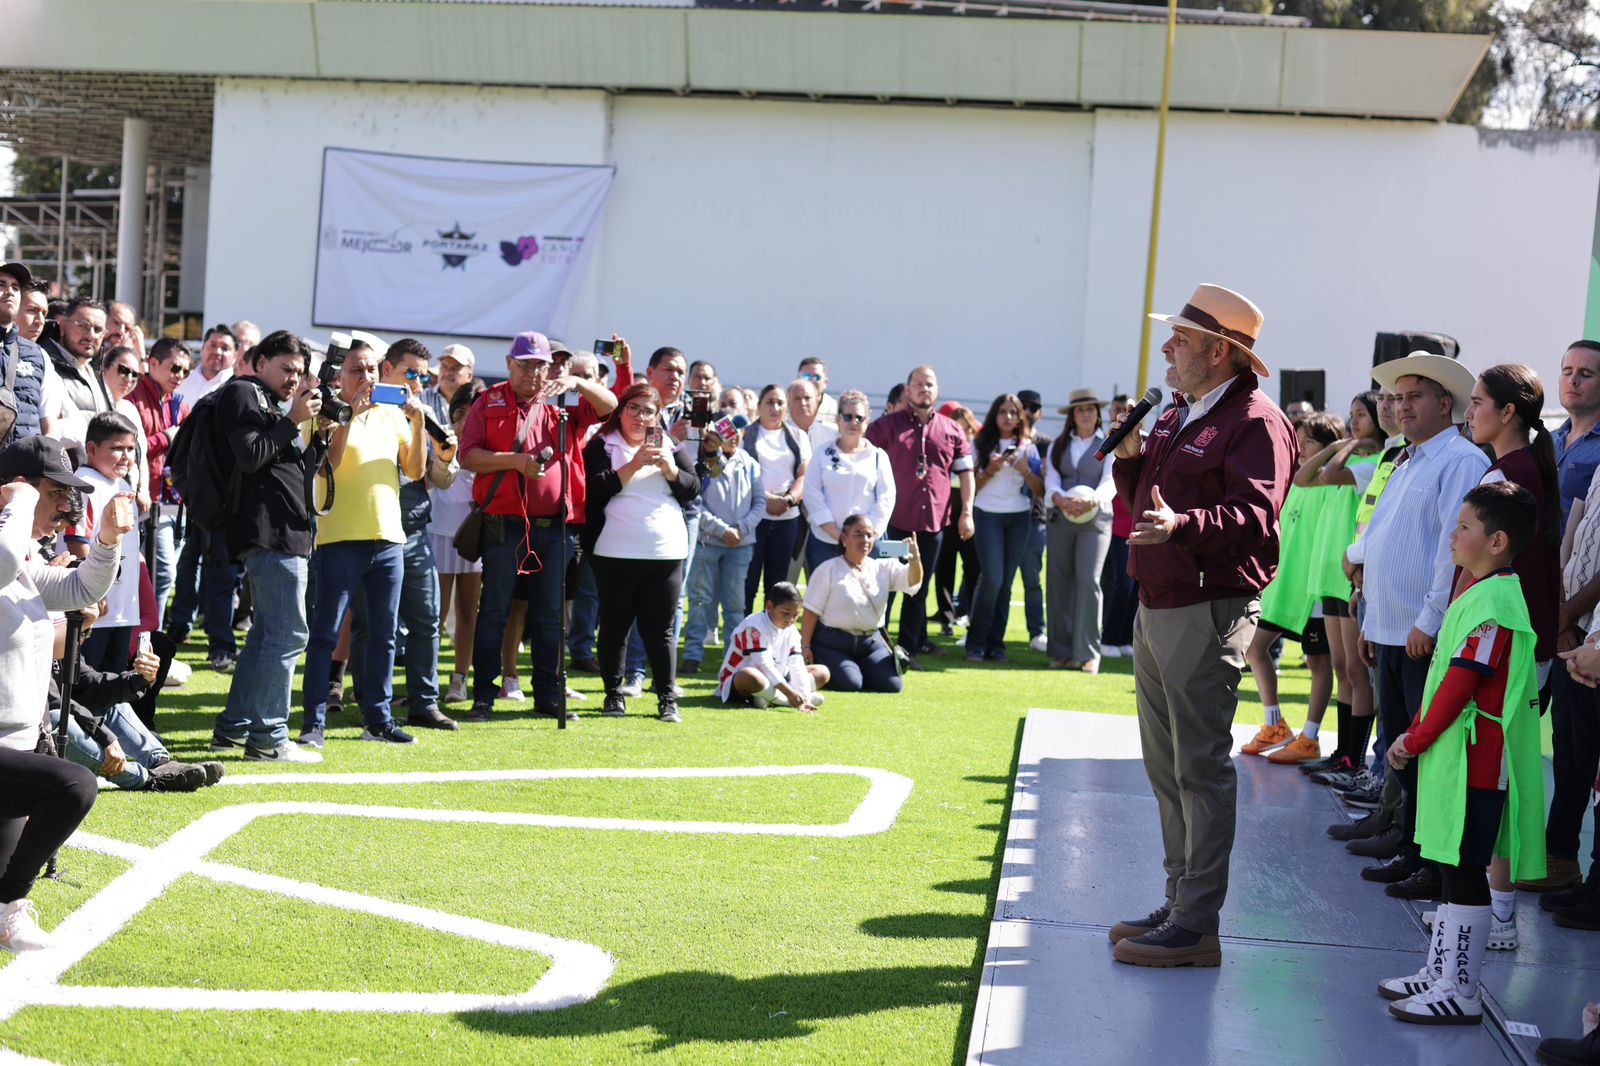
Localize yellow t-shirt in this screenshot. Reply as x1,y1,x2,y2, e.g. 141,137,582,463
310,406,412,546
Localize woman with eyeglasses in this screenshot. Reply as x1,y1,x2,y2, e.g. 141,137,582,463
800,515,922,693
583,382,700,722
742,384,810,614
801,390,895,576
97,346,150,516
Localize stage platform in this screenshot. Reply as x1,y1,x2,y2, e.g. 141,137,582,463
967,709,1596,1066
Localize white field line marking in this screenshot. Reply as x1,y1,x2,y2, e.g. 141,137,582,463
0,765,912,1027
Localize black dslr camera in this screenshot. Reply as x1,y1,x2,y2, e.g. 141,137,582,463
319,333,356,426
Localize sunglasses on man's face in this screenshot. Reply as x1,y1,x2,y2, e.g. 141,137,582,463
839,413,867,424
403,368,422,380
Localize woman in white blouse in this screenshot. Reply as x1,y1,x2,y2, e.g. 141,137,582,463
801,389,895,576
801,515,922,693
583,383,700,723
1043,388,1116,673
97,346,150,510
965,393,1046,663
742,383,809,614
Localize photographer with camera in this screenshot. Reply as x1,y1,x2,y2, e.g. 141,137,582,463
296,335,428,747
458,331,616,723
206,331,325,763
0,434,132,952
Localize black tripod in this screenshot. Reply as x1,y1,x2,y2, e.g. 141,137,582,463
555,403,570,730
44,610,85,881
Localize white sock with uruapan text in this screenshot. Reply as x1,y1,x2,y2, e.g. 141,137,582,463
1490,889,1516,924
1449,904,1492,998
1264,704,1282,727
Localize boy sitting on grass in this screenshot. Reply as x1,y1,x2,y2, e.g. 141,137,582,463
717,582,831,712
1379,481,1546,1026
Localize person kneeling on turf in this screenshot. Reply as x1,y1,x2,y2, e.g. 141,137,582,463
717,582,830,711
49,601,222,793
1379,482,1547,1025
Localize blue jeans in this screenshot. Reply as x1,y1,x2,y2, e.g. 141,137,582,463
627,514,696,679
302,540,404,733
473,520,572,707
1021,518,1046,639
967,508,1030,656
150,508,179,629
743,517,801,615
166,522,238,656
683,540,754,665
216,548,309,749
568,555,599,661
805,534,844,576
352,529,442,710
50,702,166,790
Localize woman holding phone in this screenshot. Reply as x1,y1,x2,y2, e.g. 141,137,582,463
742,384,809,613
965,394,1044,663
801,515,922,693
583,383,700,722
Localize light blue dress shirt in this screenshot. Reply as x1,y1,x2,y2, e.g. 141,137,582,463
1349,427,1489,645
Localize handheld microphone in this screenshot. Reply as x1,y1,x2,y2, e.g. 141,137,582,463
535,445,555,476
1095,386,1163,461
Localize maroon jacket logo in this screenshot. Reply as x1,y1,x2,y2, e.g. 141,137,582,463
1193,426,1219,448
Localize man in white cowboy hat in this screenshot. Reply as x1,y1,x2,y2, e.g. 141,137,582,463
1106,283,1297,967
1346,351,1487,902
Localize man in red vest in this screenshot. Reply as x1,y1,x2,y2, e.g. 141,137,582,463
458,331,618,722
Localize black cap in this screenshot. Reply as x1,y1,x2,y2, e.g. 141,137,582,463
0,262,31,288
1017,389,1043,407
0,435,94,490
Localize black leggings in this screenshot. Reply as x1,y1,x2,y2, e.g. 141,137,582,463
0,746,98,903
594,555,683,697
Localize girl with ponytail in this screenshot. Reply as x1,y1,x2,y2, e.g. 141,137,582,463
1464,362,1561,949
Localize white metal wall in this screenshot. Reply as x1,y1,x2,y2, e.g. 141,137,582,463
205,78,1600,421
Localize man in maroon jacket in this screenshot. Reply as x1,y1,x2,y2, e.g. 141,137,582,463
128,337,193,628
1105,284,1296,968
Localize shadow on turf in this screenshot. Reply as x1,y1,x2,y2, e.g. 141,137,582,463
859,912,989,940
461,965,973,1049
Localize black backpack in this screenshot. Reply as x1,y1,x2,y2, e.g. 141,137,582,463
167,383,242,532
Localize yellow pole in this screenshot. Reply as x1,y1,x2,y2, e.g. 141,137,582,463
1134,0,1179,395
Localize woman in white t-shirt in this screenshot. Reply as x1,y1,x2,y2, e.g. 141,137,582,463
583,383,700,723
801,515,923,693
741,383,810,614
97,347,149,510
802,389,895,576
965,393,1045,664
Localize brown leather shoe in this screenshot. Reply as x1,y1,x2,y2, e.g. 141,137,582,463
1112,921,1222,967
1516,857,1583,893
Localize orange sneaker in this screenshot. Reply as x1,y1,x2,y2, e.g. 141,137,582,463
1240,722,1294,756
1266,733,1322,764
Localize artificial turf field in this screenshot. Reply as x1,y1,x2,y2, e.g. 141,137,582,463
1,601,1317,1065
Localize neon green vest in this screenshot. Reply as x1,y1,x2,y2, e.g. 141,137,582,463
1413,574,1547,881
1259,484,1330,634
1354,447,1402,531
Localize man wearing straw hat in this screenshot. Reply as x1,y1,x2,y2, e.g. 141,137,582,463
1106,284,1297,967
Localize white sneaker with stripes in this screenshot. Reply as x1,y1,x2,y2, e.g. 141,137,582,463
1387,979,1482,1025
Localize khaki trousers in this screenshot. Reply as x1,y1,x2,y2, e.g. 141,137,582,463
1131,594,1258,936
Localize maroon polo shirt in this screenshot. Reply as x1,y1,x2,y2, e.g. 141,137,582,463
866,408,973,534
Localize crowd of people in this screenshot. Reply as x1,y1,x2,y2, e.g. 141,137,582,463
0,259,1595,1057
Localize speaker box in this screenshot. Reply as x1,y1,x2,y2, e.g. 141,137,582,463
1279,369,1325,412
1373,331,1460,370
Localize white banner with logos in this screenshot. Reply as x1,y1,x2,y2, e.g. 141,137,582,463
313,147,614,339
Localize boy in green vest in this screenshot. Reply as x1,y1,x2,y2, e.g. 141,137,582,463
1379,481,1547,1025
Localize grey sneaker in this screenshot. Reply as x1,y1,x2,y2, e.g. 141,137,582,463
245,741,323,764
208,652,236,674
297,727,325,750
619,675,645,699
210,732,248,752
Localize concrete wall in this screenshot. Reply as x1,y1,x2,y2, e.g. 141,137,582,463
205,77,1600,424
